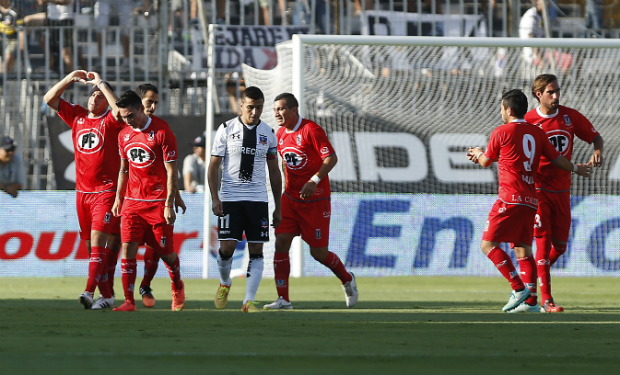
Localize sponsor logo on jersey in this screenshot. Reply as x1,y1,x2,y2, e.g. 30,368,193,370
320,146,330,155
296,134,302,146
315,229,322,239
484,220,490,231
276,279,286,286
124,134,130,141
259,135,268,145
591,127,597,133
564,114,572,126
160,236,167,248
322,211,330,218
104,212,111,224
281,147,308,170
498,207,506,213
279,139,283,145
125,142,156,168
261,219,269,228
547,129,572,155
77,118,85,125
230,133,240,140
167,150,176,158
76,128,104,154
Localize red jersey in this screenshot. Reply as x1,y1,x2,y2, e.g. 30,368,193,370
118,116,178,201
525,105,600,192
277,118,335,201
484,120,561,209
56,99,125,193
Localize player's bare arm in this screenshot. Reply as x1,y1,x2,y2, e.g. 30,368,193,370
467,147,493,168
43,70,88,111
207,156,224,216
112,159,129,216
267,158,282,228
551,156,593,178
86,72,120,118
299,154,338,200
589,136,604,167
164,161,179,225
174,190,186,214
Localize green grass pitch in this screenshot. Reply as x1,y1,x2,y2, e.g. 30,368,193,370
1,276,620,374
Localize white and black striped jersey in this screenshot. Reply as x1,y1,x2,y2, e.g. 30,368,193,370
211,117,278,202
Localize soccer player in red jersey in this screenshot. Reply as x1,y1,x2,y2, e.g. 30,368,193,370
467,89,591,313
525,74,604,313
133,83,186,309
111,90,185,312
263,93,359,310
44,70,124,309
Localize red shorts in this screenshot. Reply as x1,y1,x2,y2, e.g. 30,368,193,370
120,199,174,256
482,199,536,247
275,194,330,248
76,191,120,240
534,190,571,242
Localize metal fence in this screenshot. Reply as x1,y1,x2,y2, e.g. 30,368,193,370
1,0,619,190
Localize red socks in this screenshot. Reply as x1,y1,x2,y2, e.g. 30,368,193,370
549,243,567,265
535,236,552,303
321,252,353,284
164,255,183,291
141,247,160,289
107,248,119,295
273,252,290,302
86,246,106,294
517,255,538,305
121,259,137,304
487,247,525,291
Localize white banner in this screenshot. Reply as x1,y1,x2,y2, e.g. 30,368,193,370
1,192,620,278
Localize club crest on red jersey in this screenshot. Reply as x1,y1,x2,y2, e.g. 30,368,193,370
564,115,572,126
125,142,156,168
148,131,155,140
315,229,322,239
547,129,572,155
281,147,308,170
124,133,130,141
104,212,111,224
77,118,85,125
76,129,104,154
160,236,167,248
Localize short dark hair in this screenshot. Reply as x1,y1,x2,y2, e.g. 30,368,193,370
274,93,298,109
136,83,158,98
241,86,264,101
89,81,112,96
501,89,528,118
531,74,558,102
116,90,142,109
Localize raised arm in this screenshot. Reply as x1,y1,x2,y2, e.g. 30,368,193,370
43,70,88,111
267,158,282,228
207,156,224,216
164,161,179,225
87,71,120,118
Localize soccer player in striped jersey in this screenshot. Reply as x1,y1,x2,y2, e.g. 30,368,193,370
44,70,123,309
264,93,358,310
525,74,603,313
467,89,591,312
112,90,185,312
208,86,282,313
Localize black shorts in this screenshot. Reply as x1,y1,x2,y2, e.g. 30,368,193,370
46,19,74,52
218,201,269,243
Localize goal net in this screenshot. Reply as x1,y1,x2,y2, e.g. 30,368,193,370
239,36,620,278
243,36,620,196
